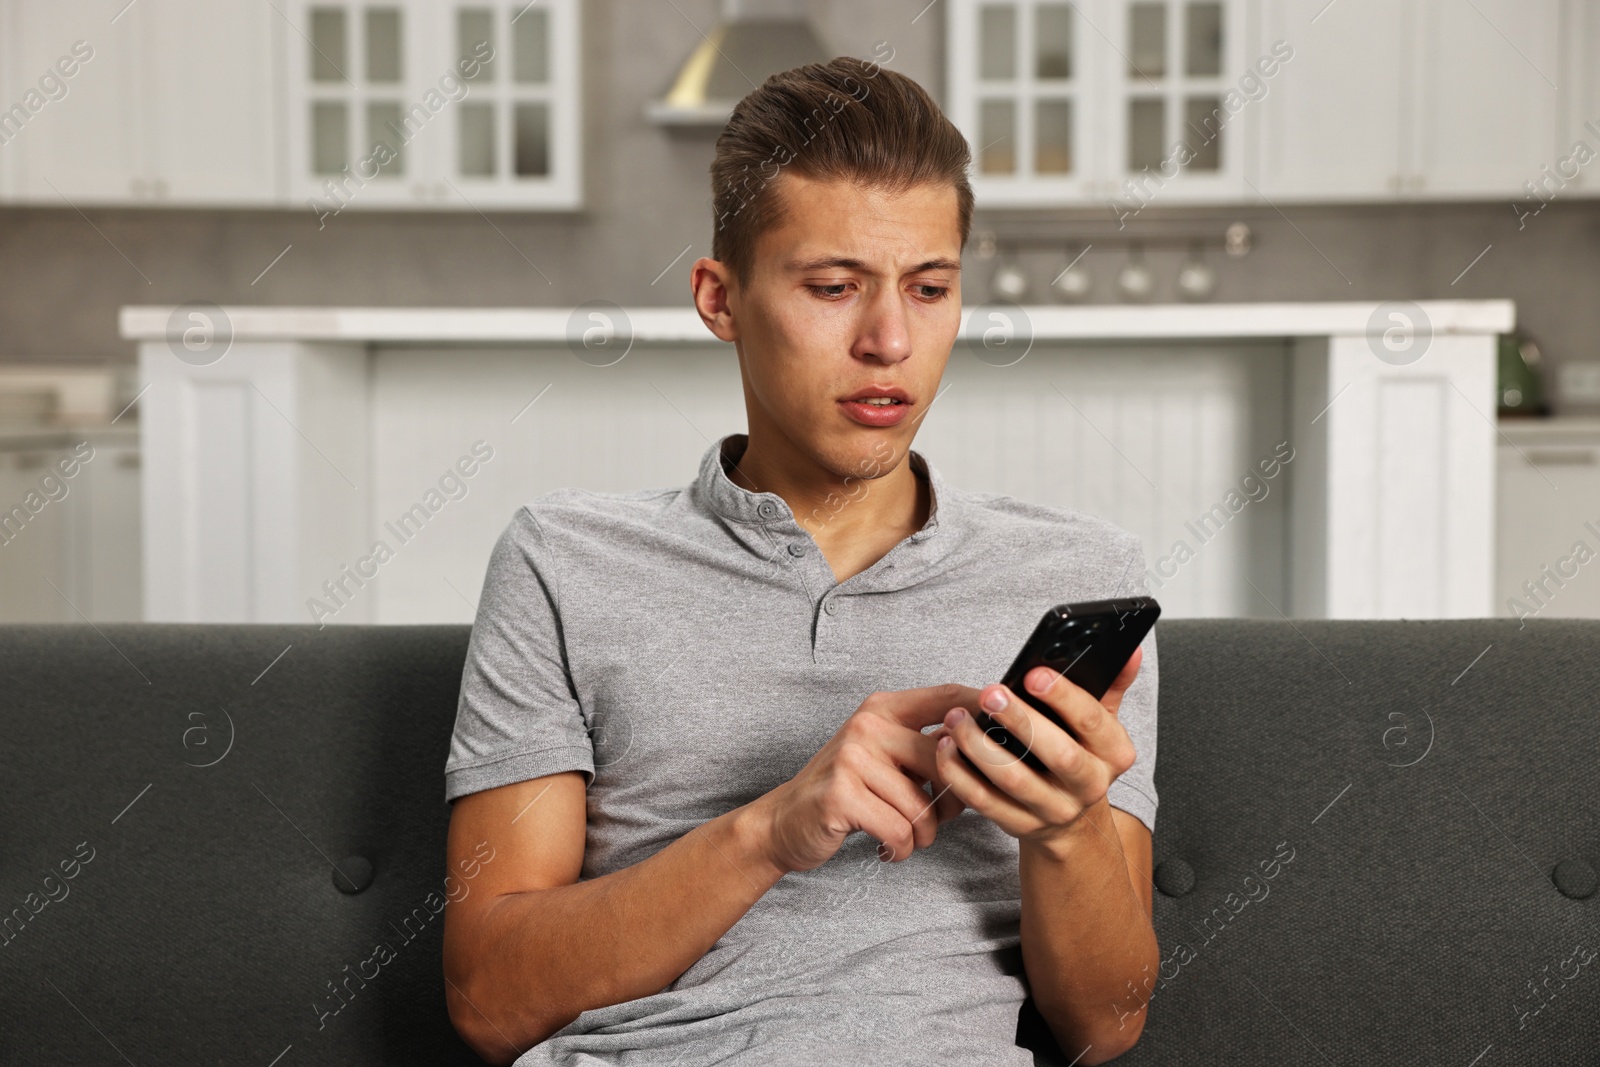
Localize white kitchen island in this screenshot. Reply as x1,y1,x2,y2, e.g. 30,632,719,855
121,300,1512,623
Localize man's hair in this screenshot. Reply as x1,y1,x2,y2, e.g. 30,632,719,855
710,56,974,288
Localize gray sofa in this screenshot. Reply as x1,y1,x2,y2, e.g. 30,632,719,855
2,620,1596,1064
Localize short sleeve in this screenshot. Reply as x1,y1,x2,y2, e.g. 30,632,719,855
444,506,595,803
1104,538,1159,834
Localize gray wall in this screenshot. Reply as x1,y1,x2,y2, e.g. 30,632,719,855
1,0,1594,412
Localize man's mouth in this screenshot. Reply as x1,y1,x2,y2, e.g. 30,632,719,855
839,387,914,426
840,386,913,405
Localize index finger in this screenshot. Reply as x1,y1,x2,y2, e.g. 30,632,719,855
1100,644,1143,716
864,683,984,730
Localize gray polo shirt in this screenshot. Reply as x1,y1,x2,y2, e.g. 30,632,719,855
445,432,1159,1067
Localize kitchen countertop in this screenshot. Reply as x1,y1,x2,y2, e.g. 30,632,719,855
119,300,1516,345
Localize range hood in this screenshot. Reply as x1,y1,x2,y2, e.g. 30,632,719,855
645,0,832,127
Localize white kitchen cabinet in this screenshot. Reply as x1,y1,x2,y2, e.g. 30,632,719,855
140,0,282,204
285,0,428,209
432,1,582,209
0,428,142,623
1555,0,1598,194
1,0,280,206
4,0,581,210
1098,0,1253,203
1254,0,1567,202
949,0,1252,207
1495,419,1600,620
948,0,1097,204
1408,0,1562,198
956,0,1585,205
285,0,581,213
1,0,143,204
120,300,1509,622
1252,0,1407,200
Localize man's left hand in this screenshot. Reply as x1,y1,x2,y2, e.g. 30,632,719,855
929,647,1142,851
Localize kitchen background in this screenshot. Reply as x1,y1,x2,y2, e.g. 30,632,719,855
2,0,1597,623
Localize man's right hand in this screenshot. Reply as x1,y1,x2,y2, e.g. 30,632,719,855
750,683,983,875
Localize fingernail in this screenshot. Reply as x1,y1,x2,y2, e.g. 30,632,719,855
981,689,1006,713
938,735,952,752
946,707,966,726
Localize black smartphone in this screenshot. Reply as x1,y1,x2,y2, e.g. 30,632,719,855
969,596,1161,775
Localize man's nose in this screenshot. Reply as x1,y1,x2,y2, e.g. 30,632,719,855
852,287,912,364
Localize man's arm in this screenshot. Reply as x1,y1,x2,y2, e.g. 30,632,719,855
442,771,787,1064
931,649,1160,1064
1018,804,1158,1064
442,684,974,1064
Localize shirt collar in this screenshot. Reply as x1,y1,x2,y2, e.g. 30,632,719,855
695,432,950,543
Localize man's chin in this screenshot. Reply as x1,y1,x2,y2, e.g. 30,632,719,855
811,430,907,482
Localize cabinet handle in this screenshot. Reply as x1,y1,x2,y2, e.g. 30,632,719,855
1526,449,1597,466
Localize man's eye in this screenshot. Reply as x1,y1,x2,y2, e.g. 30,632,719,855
806,284,851,298
914,285,950,300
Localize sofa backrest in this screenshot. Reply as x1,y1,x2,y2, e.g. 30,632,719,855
1,620,1595,1065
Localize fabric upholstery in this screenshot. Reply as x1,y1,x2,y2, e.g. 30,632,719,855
1,619,1595,1065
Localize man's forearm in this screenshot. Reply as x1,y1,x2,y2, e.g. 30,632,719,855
449,802,786,1060
1018,799,1159,1065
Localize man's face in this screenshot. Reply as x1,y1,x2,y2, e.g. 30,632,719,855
726,173,963,482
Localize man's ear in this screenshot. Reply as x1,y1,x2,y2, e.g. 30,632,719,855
691,257,740,343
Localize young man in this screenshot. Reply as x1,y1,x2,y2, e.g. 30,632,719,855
442,57,1160,1066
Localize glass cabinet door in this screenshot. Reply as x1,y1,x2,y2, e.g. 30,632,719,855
289,1,424,207
952,0,1095,205
1102,0,1248,202
287,0,580,210
431,1,581,208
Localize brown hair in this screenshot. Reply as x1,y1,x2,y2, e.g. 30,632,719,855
709,56,974,288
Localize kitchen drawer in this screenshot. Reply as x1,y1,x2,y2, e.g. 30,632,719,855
1496,419,1600,619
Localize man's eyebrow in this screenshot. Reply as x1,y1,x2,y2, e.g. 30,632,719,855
785,255,962,274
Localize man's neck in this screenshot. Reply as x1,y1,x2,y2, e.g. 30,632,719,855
725,431,930,584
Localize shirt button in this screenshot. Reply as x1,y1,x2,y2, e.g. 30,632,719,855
787,542,807,557
823,598,839,615
758,501,778,518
